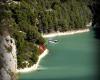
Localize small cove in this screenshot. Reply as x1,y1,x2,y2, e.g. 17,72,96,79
18,32,97,80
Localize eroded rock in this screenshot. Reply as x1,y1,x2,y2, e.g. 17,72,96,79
0,35,17,80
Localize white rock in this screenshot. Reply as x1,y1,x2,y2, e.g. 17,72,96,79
0,35,17,80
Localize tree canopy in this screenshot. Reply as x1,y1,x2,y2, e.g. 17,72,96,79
0,0,93,68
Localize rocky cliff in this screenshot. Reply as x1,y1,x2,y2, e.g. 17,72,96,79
0,33,17,80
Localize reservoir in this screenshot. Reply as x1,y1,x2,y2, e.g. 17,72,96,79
18,31,97,80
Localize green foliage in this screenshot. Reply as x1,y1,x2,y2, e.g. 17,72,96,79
0,0,93,68
0,1,45,68
17,41,40,68
5,45,12,53
35,36,45,45
33,0,92,33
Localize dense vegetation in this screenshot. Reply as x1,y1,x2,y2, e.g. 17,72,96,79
0,0,45,68
0,0,93,68
28,0,92,33
90,0,100,39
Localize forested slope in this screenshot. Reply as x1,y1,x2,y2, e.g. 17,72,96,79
0,0,93,68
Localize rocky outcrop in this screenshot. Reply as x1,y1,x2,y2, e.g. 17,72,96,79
0,34,17,80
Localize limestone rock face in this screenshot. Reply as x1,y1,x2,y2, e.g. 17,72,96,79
0,35,17,80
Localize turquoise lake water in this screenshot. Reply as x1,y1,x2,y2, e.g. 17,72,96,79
18,31,97,80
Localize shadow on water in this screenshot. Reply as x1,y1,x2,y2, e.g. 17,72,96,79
18,76,97,80
94,33,100,79
92,26,100,79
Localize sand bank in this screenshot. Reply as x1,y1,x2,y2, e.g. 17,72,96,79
16,49,49,73
42,29,90,38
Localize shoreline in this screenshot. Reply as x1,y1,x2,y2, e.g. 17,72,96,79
42,29,90,38
16,49,49,73
16,29,89,73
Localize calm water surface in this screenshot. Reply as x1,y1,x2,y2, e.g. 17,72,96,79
18,32,97,80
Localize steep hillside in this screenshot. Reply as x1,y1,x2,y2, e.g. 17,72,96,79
0,0,92,69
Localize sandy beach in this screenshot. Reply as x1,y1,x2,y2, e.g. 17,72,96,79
42,29,90,38
16,49,49,73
